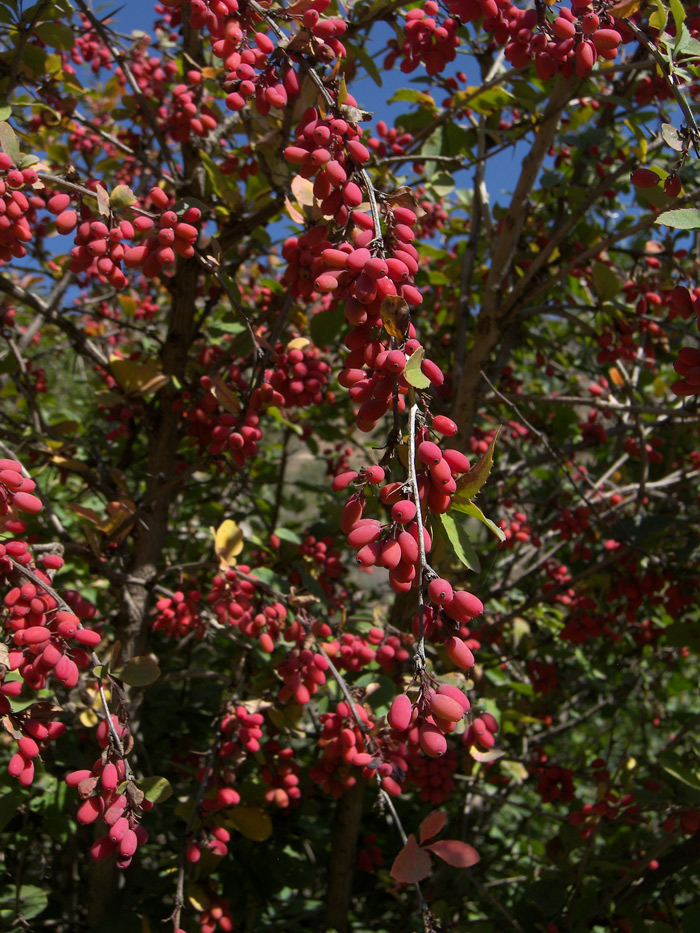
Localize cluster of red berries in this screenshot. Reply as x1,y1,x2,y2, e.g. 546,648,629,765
442,0,624,80
46,184,201,289
386,2,460,76
206,566,287,652
0,458,43,517
152,589,205,638
0,157,42,263
389,681,472,759
277,647,329,705
186,825,231,863
188,378,263,467
67,715,152,869
264,342,332,408
260,738,302,809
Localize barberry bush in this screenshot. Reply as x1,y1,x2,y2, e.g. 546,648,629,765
1,0,700,930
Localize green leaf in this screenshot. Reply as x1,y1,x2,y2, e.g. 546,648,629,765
0,791,23,832
267,406,304,436
438,512,481,572
453,427,500,502
354,43,382,87
461,85,515,116
0,885,48,922
389,88,436,110
404,347,431,389
427,171,455,198
649,0,667,34
273,527,302,545
117,655,161,687
655,208,700,230
34,21,75,49
670,0,686,43
310,307,343,347
659,757,700,791
450,499,506,542
0,121,20,166
682,905,700,933
138,775,173,804
591,262,622,300
0,105,11,122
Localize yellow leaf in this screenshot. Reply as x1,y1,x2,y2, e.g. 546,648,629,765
207,374,241,414
285,194,305,225
291,174,315,209
187,884,210,912
287,337,310,351
79,709,99,727
381,295,411,340
609,0,641,16
226,806,273,841
213,519,244,567
109,355,168,397
50,454,89,472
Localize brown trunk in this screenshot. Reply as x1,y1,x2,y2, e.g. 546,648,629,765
323,777,366,933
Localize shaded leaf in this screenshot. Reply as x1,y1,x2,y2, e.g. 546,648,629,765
390,834,432,883
207,373,241,415
227,806,273,841
381,295,411,341
119,655,161,687
591,262,621,301
425,839,480,868
419,810,446,845
109,355,168,397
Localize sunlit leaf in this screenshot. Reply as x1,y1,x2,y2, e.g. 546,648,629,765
453,428,500,502
213,519,244,566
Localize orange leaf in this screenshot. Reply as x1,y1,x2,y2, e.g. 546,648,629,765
424,839,480,868
609,0,641,16
390,834,432,884
419,810,447,845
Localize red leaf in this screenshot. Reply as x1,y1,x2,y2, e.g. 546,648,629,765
390,834,433,883
419,809,447,845
424,839,480,868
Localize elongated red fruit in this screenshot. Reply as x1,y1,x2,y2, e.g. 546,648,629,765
419,724,447,757
430,693,464,722
445,636,475,670
388,693,412,731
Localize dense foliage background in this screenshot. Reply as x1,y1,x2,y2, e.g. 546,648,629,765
1,0,700,930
